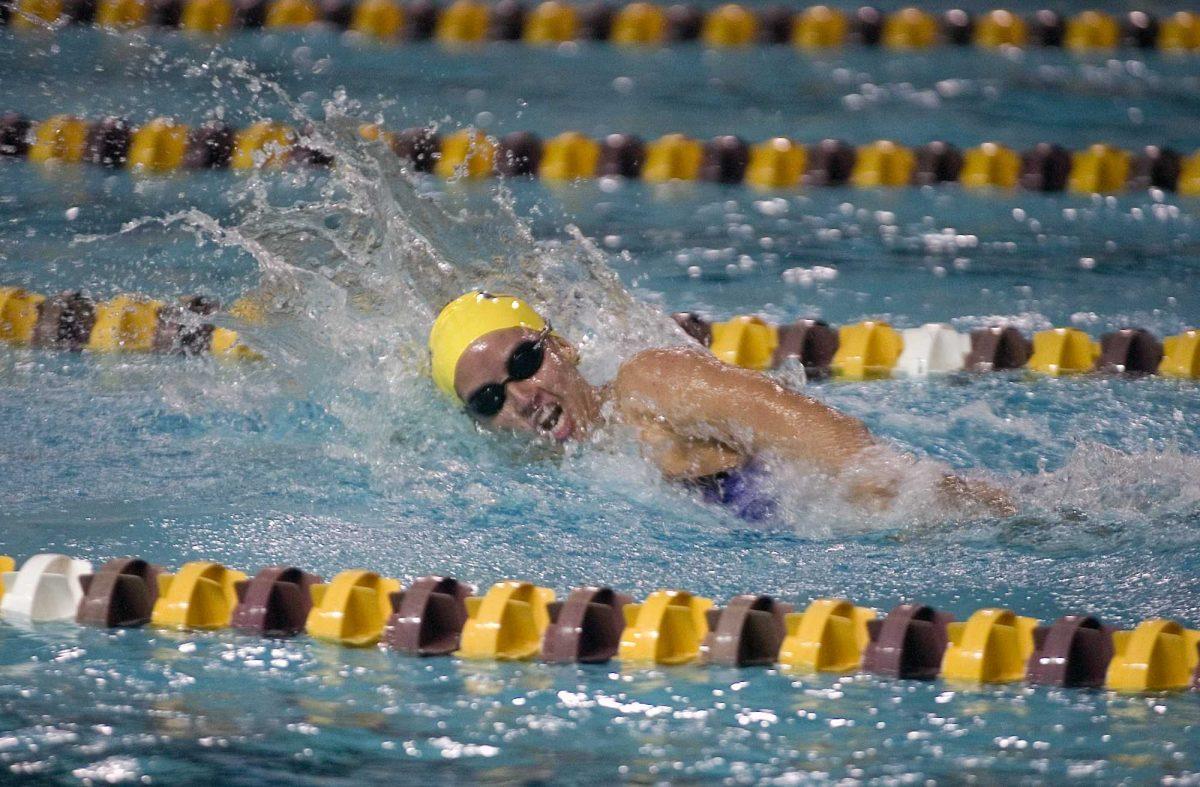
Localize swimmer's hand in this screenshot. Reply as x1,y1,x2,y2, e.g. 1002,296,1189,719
938,475,1017,517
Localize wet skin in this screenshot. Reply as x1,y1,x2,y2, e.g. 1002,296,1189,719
454,326,603,444
452,326,869,480
454,327,1015,513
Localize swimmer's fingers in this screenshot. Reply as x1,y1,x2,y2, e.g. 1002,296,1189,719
939,475,1017,517
846,477,899,512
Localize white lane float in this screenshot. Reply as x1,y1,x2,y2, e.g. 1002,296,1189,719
896,323,971,377
0,553,93,621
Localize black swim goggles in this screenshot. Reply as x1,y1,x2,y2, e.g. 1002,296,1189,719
463,324,552,419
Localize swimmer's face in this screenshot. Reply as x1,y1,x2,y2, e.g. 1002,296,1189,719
454,326,599,443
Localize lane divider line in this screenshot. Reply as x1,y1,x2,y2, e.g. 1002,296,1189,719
4,113,1200,195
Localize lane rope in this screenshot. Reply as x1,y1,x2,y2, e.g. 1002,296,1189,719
0,287,260,358
4,113,1200,195
3,1,1200,54
1,552,1198,691
2,285,1197,379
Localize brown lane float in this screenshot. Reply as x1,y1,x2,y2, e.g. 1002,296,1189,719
861,603,954,680
966,325,1034,372
1025,615,1114,688
912,141,964,186
1097,327,1164,376
1019,142,1072,192
153,296,221,356
596,133,645,179
231,566,324,636
76,558,165,628
700,135,750,185
32,291,97,351
700,594,792,667
804,138,856,187
83,117,132,169
496,131,543,177
773,318,838,379
384,575,472,656
183,121,236,169
542,585,632,663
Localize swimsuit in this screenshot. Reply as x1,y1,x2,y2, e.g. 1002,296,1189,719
688,461,776,523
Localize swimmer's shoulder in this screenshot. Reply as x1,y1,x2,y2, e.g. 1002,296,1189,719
614,346,719,396
610,346,734,422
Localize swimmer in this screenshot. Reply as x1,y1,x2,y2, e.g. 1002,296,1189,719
430,291,1013,517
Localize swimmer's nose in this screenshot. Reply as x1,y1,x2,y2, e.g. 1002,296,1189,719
504,379,540,419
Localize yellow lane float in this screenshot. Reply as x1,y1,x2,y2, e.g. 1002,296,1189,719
1028,328,1100,375
524,0,576,44
264,0,318,28
435,0,489,44
538,131,599,181
974,9,1027,47
180,0,233,32
882,7,938,49
1068,144,1130,195
28,115,89,164
151,561,248,630
434,129,496,179
961,142,1020,189
231,121,295,170
1160,330,1200,378
610,1,667,45
746,137,806,189
1064,10,1119,51
709,316,779,372
11,0,63,27
833,321,903,379
305,570,402,647
941,608,1039,684
701,3,757,47
851,140,915,188
1159,11,1200,51
777,598,876,673
1106,619,1200,692
350,0,404,39
457,581,556,660
642,134,703,183
792,5,846,48
87,294,164,353
618,589,713,665
0,287,46,345
0,556,13,604
95,0,147,28
127,118,189,174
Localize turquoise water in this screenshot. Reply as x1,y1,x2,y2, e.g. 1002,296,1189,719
2,16,1200,784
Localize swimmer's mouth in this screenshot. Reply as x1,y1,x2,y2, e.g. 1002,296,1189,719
534,403,573,442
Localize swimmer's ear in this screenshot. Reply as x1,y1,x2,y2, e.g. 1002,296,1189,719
549,335,581,366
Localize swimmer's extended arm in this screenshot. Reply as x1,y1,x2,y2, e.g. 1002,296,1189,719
614,348,1016,514
612,347,881,475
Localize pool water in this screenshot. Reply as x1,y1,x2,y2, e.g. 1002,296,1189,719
2,11,1200,784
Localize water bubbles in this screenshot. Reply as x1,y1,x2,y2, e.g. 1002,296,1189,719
612,76,634,95
753,198,788,218
781,266,837,286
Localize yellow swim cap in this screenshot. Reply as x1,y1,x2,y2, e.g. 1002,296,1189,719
429,291,547,401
